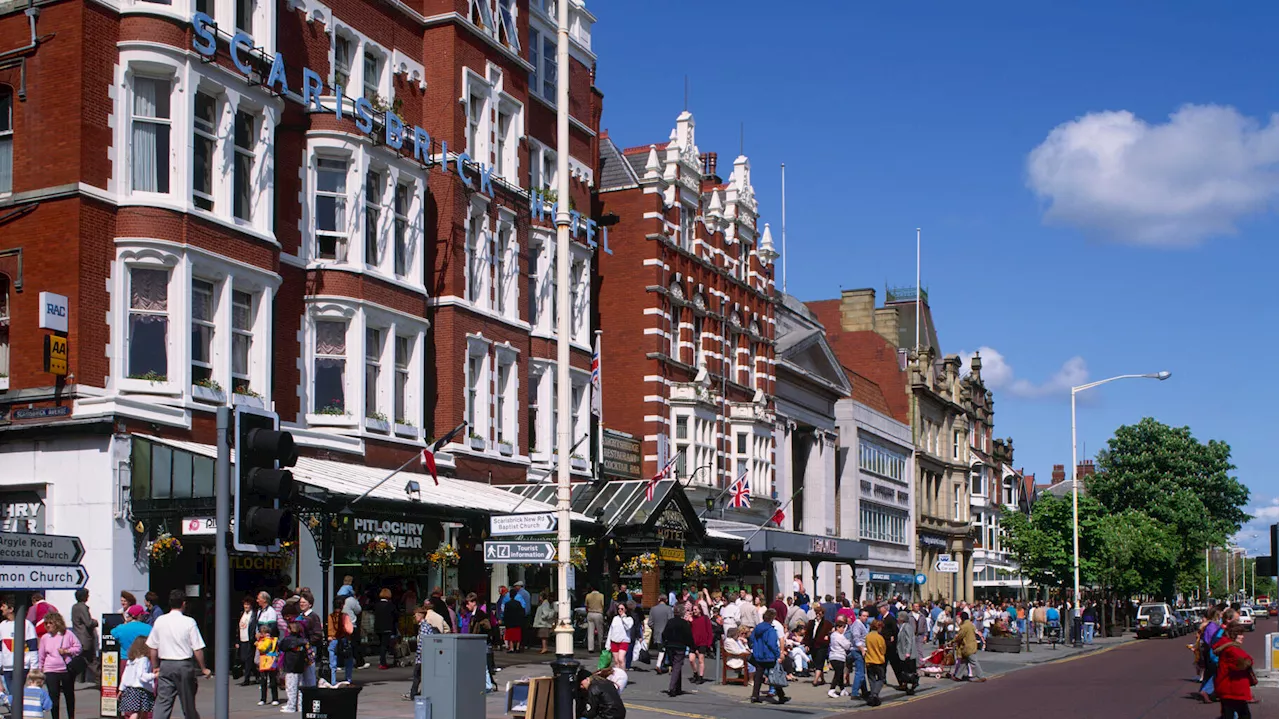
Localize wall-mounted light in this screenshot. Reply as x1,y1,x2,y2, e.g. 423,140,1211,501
404,479,422,502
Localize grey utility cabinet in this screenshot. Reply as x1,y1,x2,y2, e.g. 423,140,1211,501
419,633,487,719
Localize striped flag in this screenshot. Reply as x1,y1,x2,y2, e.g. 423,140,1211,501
590,334,602,418
645,446,684,502
729,466,751,509
419,422,467,485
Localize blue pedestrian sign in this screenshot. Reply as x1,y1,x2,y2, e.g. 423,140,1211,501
915,573,927,586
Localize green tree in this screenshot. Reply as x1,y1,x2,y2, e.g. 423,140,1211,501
1001,493,1106,591
1088,418,1251,593
1094,510,1179,602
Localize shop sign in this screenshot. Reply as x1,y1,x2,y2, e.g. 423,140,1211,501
43,335,68,376
349,518,426,551
658,547,685,563
919,533,949,549
0,494,44,534
810,538,838,554
38,292,68,333
600,431,642,480
188,12,613,255
182,517,218,536
653,505,688,544
855,568,870,583
229,555,288,572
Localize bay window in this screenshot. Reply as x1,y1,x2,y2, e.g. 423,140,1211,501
364,169,382,267
230,290,253,394
131,76,171,194
364,327,382,420
128,268,170,379
192,92,216,211
314,320,347,413
315,157,348,260
190,279,216,385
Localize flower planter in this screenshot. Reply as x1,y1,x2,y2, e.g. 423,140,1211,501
394,423,417,438
192,385,227,404
232,393,265,409
469,436,486,451
571,457,588,471
365,417,390,433
307,412,355,428
498,441,514,457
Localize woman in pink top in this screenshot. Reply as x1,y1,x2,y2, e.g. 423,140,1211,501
37,612,81,719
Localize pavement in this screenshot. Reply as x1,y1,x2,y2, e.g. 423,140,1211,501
60,621,1275,718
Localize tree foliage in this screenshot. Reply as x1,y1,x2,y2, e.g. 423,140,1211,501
1088,418,1251,583
1001,493,1106,590
1094,510,1180,598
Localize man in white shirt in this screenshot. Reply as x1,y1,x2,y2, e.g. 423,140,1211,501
147,590,210,719
0,596,37,694
719,599,740,635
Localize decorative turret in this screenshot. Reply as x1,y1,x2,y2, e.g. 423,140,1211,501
759,223,777,263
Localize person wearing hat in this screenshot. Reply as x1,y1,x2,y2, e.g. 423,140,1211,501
512,581,531,614
336,584,367,669
576,667,626,719
110,604,152,650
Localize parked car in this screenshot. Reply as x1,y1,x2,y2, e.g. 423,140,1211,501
1238,606,1255,631
1269,606,1278,617
1168,611,1190,637
1136,602,1176,638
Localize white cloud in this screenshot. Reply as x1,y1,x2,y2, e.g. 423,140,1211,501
1232,498,1278,556
1027,104,1278,246
959,346,1088,399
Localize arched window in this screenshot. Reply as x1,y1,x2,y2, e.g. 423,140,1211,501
0,86,12,194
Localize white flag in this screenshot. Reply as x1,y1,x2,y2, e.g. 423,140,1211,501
590,334,602,418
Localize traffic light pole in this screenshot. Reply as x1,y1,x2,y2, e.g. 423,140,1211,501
215,405,232,719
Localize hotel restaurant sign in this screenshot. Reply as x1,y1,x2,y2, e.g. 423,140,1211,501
600,430,641,480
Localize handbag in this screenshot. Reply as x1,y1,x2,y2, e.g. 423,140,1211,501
61,634,88,677
766,663,788,687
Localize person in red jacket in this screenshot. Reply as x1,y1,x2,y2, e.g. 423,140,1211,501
1212,622,1254,719
688,604,715,685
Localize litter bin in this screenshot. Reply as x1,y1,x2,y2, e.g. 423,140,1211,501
300,685,362,719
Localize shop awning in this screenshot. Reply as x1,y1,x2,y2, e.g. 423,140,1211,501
503,479,743,543
707,518,868,563
135,435,594,521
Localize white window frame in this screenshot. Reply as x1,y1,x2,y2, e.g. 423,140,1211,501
191,90,218,211
364,325,385,422
313,153,351,262
494,346,519,449
129,73,174,196
190,277,218,385
230,289,254,395
0,83,9,195
465,336,492,447
231,105,259,223
493,214,519,319
672,407,716,487
466,203,490,308
364,166,385,268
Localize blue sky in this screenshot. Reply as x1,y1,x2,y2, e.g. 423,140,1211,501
592,1,1278,554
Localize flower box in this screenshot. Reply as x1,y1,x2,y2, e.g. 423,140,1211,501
232,392,265,409
394,423,418,438
365,417,390,433
0,377,8,391
307,412,356,428
497,440,514,457
469,435,487,451
192,384,227,404
571,456,588,471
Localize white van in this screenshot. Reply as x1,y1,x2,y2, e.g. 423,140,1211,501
1136,602,1175,638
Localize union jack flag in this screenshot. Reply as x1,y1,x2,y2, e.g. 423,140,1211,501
590,334,602,418
645,447,684,502
729,468,751,509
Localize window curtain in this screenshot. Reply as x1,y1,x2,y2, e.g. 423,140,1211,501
131,78,170,193
128,269,169,376
316,320,346,355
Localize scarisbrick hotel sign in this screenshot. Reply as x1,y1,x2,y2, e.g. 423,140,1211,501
190,12,611,253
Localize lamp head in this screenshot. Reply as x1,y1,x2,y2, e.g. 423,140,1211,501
1155,371,1172,381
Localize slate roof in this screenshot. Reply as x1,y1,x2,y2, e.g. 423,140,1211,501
598,136,641,191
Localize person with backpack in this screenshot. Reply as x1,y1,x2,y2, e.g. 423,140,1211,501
327,596,355,684
1198,606,1224,703
279,621,310,712
749,608,789,705
254,626,280,706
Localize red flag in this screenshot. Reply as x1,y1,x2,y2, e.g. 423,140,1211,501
645,448,683,502
419,448,439,485
771,508,785,526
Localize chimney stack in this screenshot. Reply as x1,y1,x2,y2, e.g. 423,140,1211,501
699,152,717,177
1076,459,1096,480
1051,464,1065,485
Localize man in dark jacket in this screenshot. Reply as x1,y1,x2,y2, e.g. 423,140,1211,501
878,603,907,689
661,605,695,697
805,612,832,686
649,596,674,674
576,669,626,719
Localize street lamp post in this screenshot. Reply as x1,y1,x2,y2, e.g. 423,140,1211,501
1070,371,1170,640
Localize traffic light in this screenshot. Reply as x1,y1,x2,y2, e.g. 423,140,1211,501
234,406,298,552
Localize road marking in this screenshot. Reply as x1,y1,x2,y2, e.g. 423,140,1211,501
627,703,720,719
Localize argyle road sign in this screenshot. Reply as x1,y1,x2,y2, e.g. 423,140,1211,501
0,564,89,590
0,533,85,565
483,541,556,564
489,513,557,537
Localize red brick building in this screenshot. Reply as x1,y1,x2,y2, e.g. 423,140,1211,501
0,0,601,612
595,111,778,497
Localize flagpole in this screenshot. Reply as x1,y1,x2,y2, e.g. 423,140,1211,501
742,484,803,545
915,227,921,354
695,469,746,519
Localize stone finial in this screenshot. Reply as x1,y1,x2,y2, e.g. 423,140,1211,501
707,189,723,219
644,145,661,179
759,223,777,262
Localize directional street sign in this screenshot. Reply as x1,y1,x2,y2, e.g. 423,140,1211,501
0,564,89,590
483,541,556,564
0,533,85,565
935,560,960,573
489,513,557,537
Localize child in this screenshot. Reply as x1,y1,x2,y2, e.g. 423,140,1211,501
255,626,280,706
279,621,309,712
119,637,157,719
19,669,52,719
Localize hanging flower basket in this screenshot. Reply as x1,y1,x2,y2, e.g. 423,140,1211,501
559,546,588,570
363,535,397,564
684,558,709,577
428,542,460,567
707,559,729,577
275,540,297,557
149,533,183,567
621,552,658,574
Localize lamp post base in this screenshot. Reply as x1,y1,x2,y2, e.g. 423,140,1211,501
551,654,580,719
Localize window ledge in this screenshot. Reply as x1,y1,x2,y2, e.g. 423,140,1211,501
0,378,8,392
307,413,358,428
365,417,391,433
119,378,181,396
232,393,266,410
191,385,227,405
394,423,419,439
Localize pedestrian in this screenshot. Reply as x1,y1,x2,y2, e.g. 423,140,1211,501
336,584,366,670
1198,606,1224,702
70,589,99,686
648,595,673,674
1212,622,1254,719
688,603,713,685
805,610,831,686
660,604,693,697
575,667,626,719
896,607,917,694
502,590,526,654
749,608,789,705
372,588,397,669
585,586,606,655
296,593,322,686
143,593,164,627
1081,603,1096,644
145,589,211,719
236,597,257,687
279,622,308,713
109,606,151,657
827,616,851,698
405,603,442,701
118,637,157,719
15,669,52,719
37,612,81,719
534,592,556,654
848,608,869,700
326,596,354,684
863,619,887,706
950,611,985,683
254,626,280,706
29,594,57,640
607,605,633,669
119,592,137,615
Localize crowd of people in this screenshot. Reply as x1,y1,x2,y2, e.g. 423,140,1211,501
1191,605,1257,719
